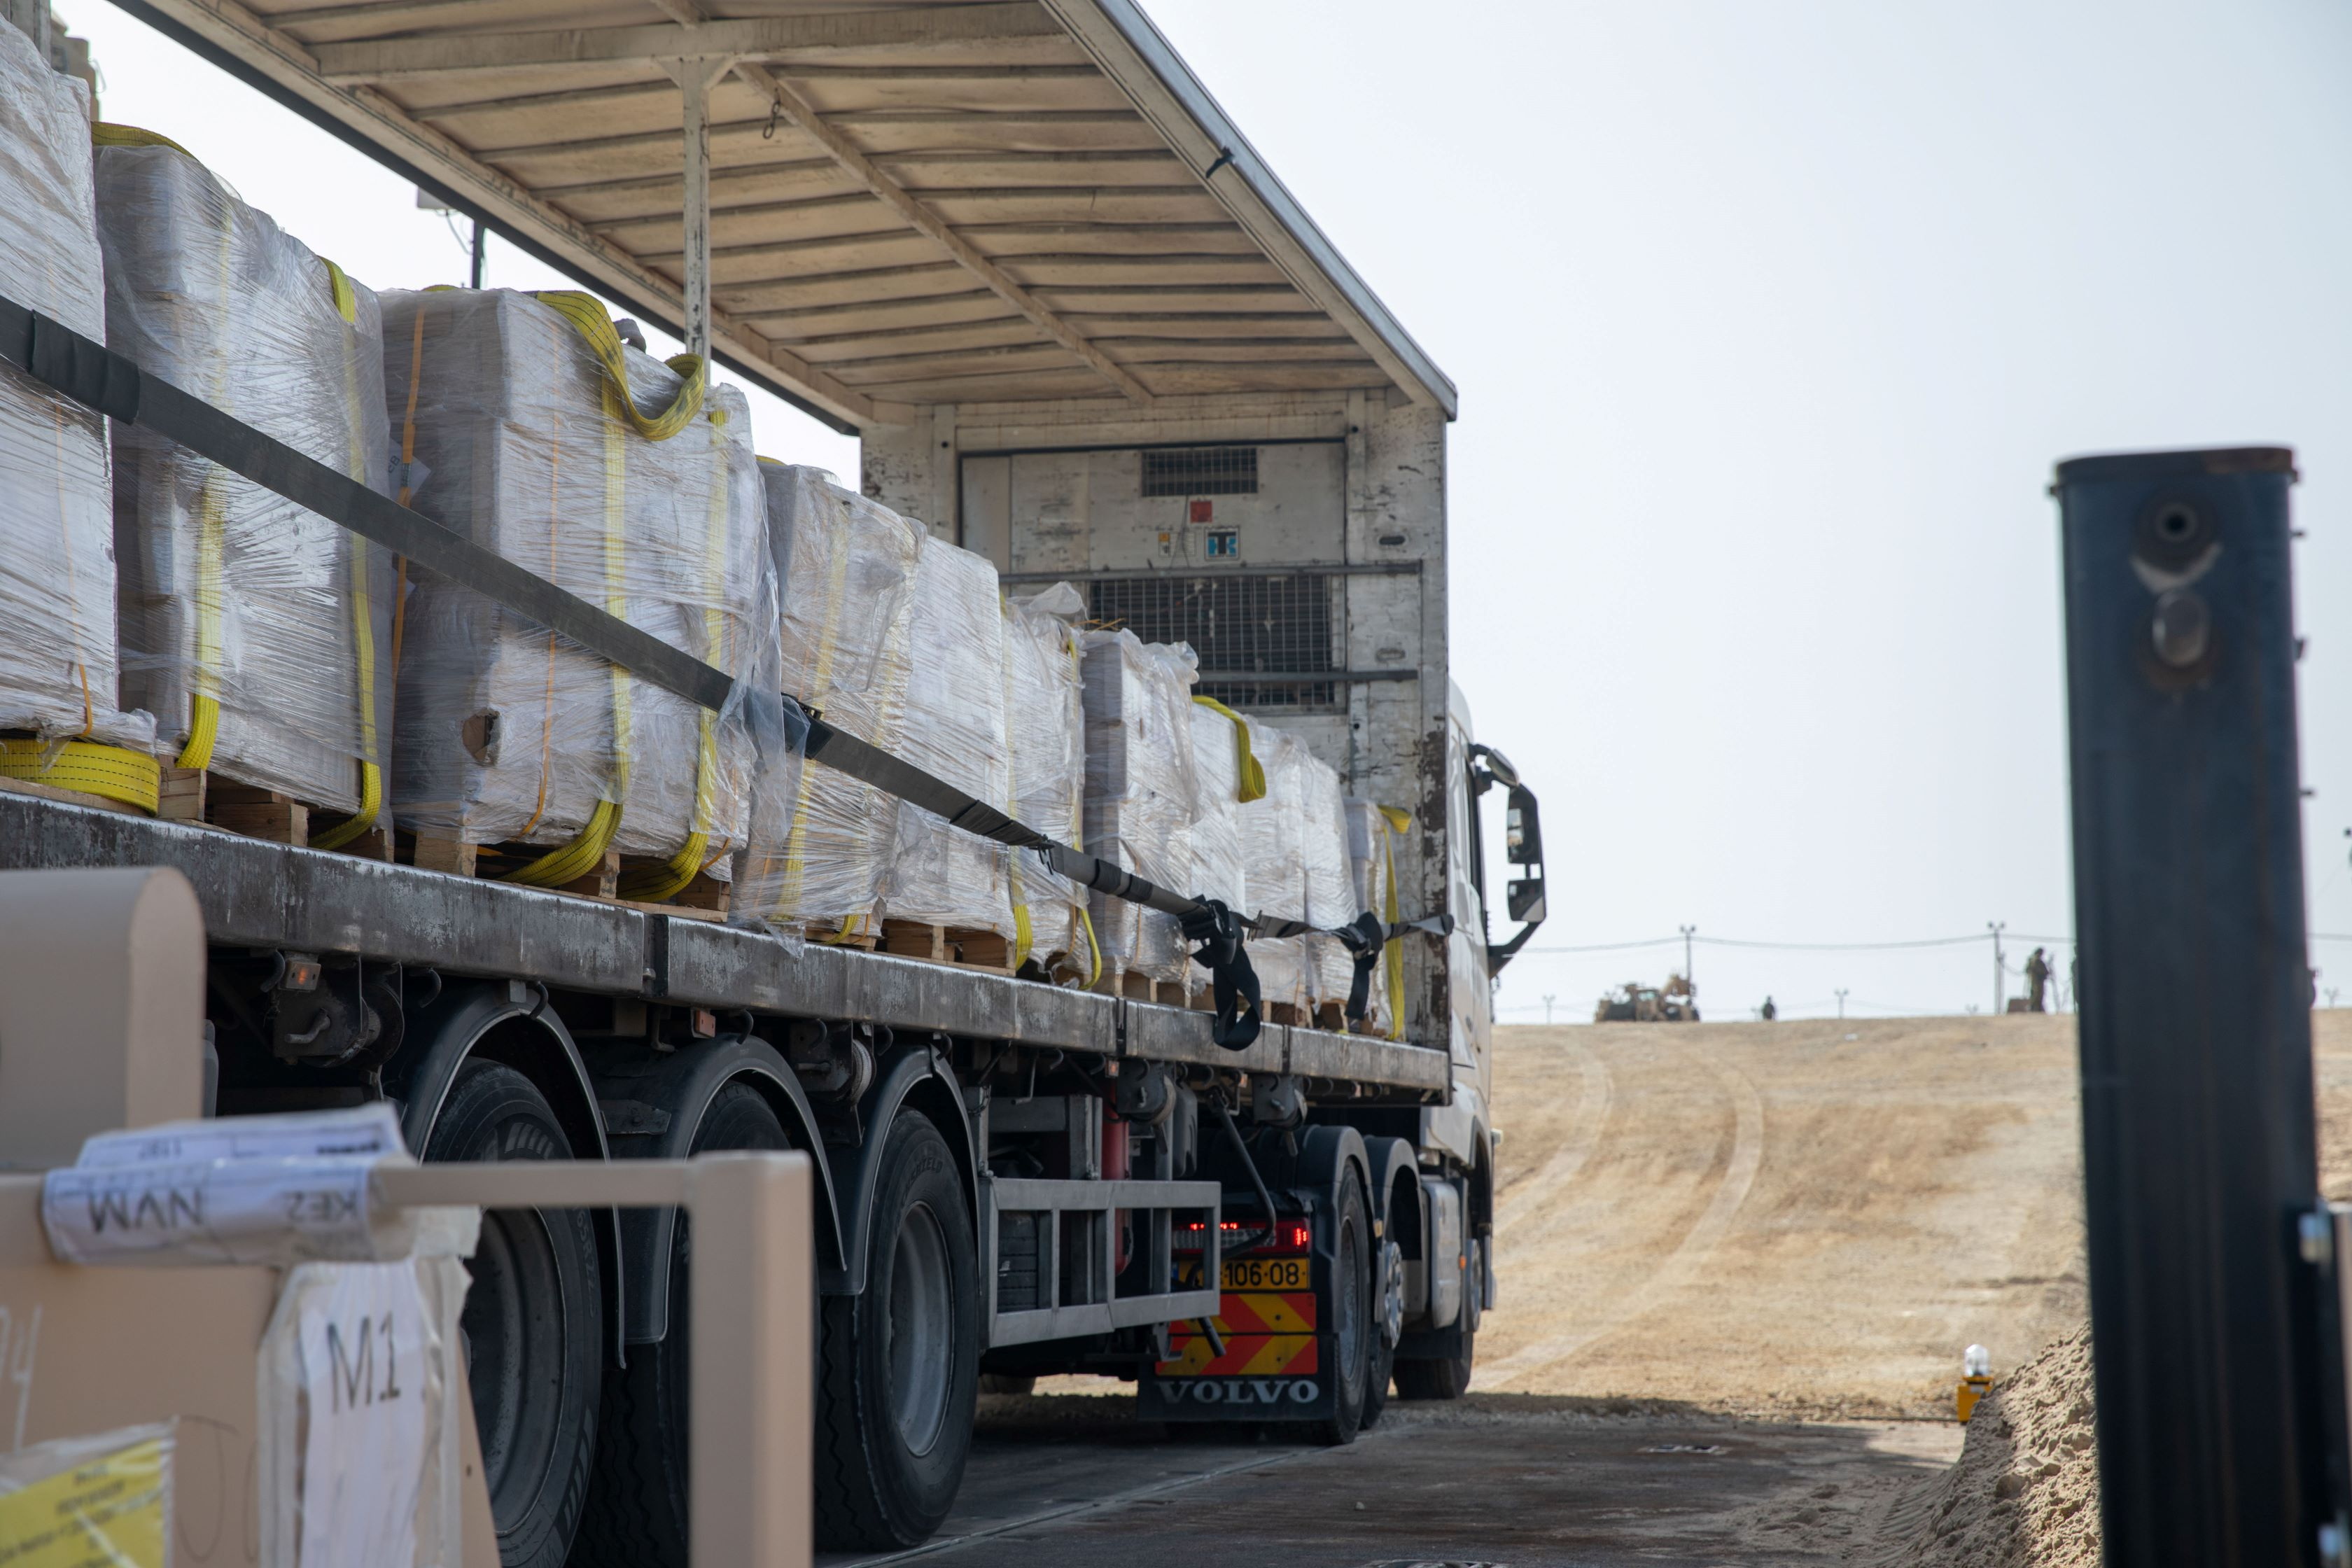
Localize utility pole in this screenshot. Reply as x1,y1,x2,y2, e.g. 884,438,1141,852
1835,988,1848,1020
1679,925,1696,988
1987,921,2007,1015
468,218,486,289
1542,994,1555,1026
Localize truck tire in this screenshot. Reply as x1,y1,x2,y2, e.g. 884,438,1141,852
575,1083,789,1568
425,1060,603,1568
1362,1239,1404,1429
815,1113,979,1549
1394,1332,1475,1401
1312,1172,1373,1446
1396,1236,1478,1401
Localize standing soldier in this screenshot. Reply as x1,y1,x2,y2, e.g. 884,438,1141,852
2024,947,2051,1012
1761,996,1778,1021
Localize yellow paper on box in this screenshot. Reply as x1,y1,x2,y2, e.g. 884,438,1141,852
0,1435,167,1568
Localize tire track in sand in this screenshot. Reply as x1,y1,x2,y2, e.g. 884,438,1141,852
1477,1042,1766,1389
1493,1037,1613,1237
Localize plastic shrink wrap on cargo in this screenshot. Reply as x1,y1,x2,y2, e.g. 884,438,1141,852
380,289,768,897
884,533,1012,946
0,27,158,811
1185,697,1254,920
1347,799,1406,1038
1081,629,1197,988
736,463,919,937
1004,584,1092,983
97,128,394,832
1238,722,1308,1013
1300,748,1357,1008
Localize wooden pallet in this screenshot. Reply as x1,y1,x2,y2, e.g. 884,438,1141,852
402,832,731,921
878,920,1014,974
1107,968,1191,1007
158,766,394,860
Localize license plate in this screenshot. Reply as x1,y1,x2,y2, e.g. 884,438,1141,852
1176,1256,1308,1292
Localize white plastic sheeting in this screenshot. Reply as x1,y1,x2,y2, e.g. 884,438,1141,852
1081,629,1197,986
0,26,150,752
1239,721,1308,1011
1346,799,1405,1038
741,463,919,936
1004,583,1091,981
1299,746,1357,1007
1185,699,1249,917
381,288,768,893
98,132,393,817
886,533,1011,938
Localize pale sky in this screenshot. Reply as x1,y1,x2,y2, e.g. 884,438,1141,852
60,1,2352,1023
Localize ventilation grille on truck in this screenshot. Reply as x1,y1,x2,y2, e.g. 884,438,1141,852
1089,574,1335,709
1140,445,1258,498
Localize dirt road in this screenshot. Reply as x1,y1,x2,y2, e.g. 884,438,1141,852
1481,1011,2352,1419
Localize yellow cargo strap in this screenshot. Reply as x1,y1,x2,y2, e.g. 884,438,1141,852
1191,695,1266,803
531,291,705,441
1071,627,1102,986
308,256,384,850
90,121,190,155
504,294,649,887
0,738,162,813
619,424,732,901
776,474,855,924
81,126,203,802
172,159,239,775
1377,805,1410,1039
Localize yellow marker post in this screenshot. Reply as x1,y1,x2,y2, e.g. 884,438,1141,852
1956,1343,1994,1422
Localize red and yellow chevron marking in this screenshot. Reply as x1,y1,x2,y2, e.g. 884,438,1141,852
1208,1291,1316,1336
1156,1331,1318,1378
1157,1292,1321,1376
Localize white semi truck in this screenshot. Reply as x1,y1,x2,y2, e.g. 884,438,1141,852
0,0,1546,1559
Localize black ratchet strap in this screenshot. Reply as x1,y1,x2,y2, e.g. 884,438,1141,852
1178,899,1261,1051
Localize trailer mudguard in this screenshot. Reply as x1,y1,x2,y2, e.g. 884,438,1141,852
389,977,621,1356
592,1033,844,1343
1361,1135,1422,1256
829,1040,976,1296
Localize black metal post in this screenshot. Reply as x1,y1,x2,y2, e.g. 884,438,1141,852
468,218,486,290
2057,446,2326,1566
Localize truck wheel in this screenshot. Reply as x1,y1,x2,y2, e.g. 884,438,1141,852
815,1113,979,1549
1394,1333,1475,1401
426,1060,603,1568
576,1083,789,1568
1362,1239,1404,1429
1312,1172,1373,1446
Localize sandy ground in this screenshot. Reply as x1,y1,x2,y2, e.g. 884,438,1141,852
1479,1011,2352,1420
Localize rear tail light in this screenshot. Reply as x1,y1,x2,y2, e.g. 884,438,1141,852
1175,1218,1312,1254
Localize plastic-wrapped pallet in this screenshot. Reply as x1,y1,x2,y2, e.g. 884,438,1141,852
737,463,920,937
1081,629,1198,990
1346,799,1406,1038
0,26,157,808
883,533,1012,955
97,127,395,836
1186,696,1257,924
1004,584,1092,983
381,288,768,897
1238,722,1309,1014
1299,748,1358,1011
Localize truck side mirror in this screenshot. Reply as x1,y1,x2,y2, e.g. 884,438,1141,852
1504,785,1544,922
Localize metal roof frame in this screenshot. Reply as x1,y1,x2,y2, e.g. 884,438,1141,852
100,0,1455,429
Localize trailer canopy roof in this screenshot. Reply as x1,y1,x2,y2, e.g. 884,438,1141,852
124,0,1455,432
